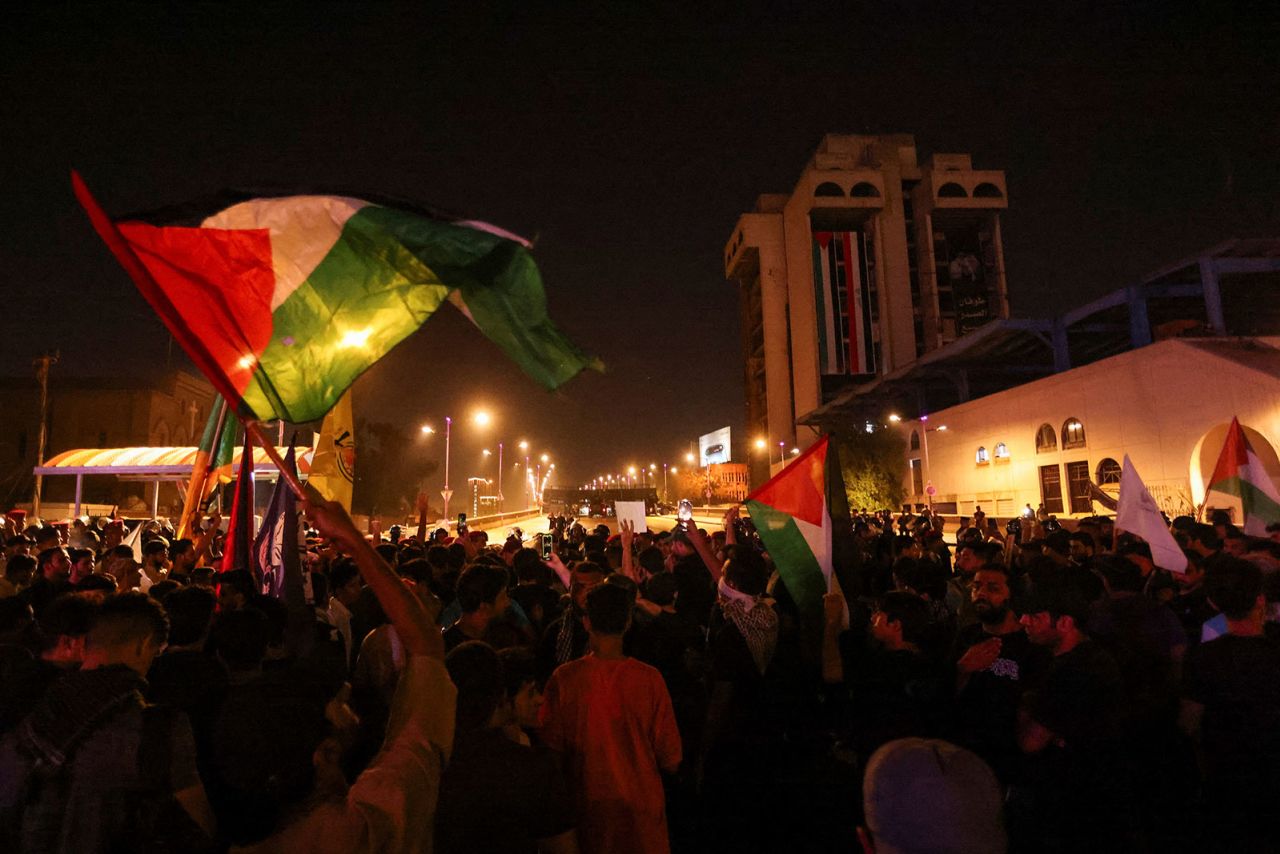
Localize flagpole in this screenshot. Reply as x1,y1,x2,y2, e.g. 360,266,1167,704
244,420,306,500
179,397,229,539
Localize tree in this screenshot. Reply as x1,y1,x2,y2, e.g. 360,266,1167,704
352,419,439,518
833,428,906,511
673,466,736,504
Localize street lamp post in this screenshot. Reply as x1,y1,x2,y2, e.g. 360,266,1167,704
519,441,530,509
497,442,504,513
442,416,453,520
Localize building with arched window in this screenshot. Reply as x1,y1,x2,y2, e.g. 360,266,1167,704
0,369,218,516
724,133,1010,486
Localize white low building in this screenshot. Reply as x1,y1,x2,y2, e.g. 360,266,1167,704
802,239,1280,521
889,336,1280,520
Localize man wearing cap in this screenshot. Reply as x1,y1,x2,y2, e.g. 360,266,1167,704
860,737,1006,854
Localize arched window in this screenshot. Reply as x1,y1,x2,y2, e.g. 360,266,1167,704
1035,423,1057,453
1096,458,1122,485
814,182,844,197
937,182,968,198
1062,418,1086,449
973,182,1004,198
850,182,880,197
994,442,1010,459
910,431,921,451
976,446,989,464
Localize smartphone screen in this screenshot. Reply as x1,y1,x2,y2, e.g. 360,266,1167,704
677,499,693,522
540,533,553,560
457,513,467,531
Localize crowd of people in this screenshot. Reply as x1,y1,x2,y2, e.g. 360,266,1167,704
0,493,1278,853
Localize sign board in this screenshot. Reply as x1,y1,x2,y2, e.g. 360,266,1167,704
614,500,647,533
698,426,732,466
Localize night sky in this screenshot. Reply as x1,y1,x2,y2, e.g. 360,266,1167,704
4,2,1278,487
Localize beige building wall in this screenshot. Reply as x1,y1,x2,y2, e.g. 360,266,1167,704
895,337,1280,519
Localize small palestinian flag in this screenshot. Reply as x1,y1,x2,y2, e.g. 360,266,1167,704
745,436,855,620
177,394,237,539
1204,417,1280,536
73,173,601,424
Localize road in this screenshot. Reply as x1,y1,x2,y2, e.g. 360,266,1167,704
460,507,733,544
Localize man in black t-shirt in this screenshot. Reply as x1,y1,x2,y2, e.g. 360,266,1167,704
1011,583,1134,849
953,565,1048,781
437,642,575,854
442,564,510,653
1181,557,1280,848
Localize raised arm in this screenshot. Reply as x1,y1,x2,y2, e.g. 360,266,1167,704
684,522,722,583
619,519,640,581
722,507,739,547
304,486,443,659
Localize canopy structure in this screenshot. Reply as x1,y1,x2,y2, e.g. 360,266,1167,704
34,445,313,517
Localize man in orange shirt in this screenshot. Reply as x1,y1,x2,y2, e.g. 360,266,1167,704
540,581,681,854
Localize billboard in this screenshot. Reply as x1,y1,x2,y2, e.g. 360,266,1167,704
699,427,732,466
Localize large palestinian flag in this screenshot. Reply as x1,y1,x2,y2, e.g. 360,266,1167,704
73,173,601,424
745,436,855,619
1204,417,1280,536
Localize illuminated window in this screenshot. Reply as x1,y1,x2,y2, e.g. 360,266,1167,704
994,442,1009,459
1096,458,1121,485
976,446,989,464
1035,423,1057,453
815,182,844,197
1062,418,1086,450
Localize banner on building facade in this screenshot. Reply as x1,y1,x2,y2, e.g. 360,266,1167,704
812,230,875,376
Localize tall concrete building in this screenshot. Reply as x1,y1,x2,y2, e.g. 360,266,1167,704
724,134,1009,482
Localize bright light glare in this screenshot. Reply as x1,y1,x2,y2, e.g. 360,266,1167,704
888,414,902,423
473,410,492,427
685,452,695,463
519,440,528,450
671,467,678,475
755,438,766,449
790,447,800,455
421,425,434,435
628,466,636,475
237,354,256,370
541,454,549,463
938,425,949,431
338,328,372,349
482,449,492,457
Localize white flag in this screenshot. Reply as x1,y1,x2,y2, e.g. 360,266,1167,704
1116,455,1187,574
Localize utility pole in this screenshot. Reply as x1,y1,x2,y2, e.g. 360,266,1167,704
32,351,59,519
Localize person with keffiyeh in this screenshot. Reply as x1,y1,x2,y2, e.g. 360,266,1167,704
696,547,783,849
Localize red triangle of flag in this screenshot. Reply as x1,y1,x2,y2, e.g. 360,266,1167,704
747,437,828,527
1207,417,1250,489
